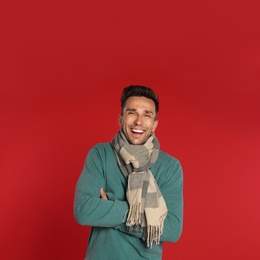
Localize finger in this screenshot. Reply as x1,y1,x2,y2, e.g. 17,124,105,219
100,188,108,200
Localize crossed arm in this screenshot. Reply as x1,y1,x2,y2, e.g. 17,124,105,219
74,145,183,242
98,170,183,243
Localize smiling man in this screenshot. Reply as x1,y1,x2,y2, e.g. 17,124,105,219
74,85,183,260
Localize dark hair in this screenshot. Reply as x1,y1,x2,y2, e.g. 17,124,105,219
121,85,159,114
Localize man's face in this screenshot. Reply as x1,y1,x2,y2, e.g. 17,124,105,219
119,96,158,145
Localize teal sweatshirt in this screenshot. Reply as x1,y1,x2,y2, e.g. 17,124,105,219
74,142,183,260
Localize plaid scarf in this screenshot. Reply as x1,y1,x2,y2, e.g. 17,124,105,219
112,130,168,247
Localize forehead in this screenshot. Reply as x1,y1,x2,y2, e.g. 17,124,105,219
124,96,156,111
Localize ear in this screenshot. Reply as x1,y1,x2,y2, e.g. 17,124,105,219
118,114,122,127
152,119,158,132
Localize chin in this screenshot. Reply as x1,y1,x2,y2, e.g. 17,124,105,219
132,139,146,145
128,139,141,145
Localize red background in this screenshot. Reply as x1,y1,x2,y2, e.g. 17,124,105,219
1,1,260,259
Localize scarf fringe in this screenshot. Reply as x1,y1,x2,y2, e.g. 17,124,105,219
126,203,141,226
127,205,168,248
144,212,167,248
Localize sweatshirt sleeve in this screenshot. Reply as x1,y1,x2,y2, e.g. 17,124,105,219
159,160,183,242
74,145,129,227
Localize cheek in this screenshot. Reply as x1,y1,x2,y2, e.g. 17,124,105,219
121,118,129,128
151,122,157,132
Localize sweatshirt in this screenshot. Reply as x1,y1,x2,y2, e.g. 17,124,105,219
74,142,183,260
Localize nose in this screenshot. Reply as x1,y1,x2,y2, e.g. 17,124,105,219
134,114,142,125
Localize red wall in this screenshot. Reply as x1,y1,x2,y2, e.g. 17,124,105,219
1,1,260,259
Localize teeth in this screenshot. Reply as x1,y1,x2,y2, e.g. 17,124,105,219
132,129,144,133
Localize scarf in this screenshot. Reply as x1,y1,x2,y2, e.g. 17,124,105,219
111,130,168,247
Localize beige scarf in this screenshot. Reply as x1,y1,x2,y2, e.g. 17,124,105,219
112,130,168,247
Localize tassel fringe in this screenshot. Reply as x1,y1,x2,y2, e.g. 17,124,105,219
126,203,141,226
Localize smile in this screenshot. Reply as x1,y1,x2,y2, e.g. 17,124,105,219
131,128,144,134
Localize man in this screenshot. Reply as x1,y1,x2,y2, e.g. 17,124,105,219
74,85,183,260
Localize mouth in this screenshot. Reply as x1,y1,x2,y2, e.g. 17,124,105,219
130,128,145,137
131,128,144,134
